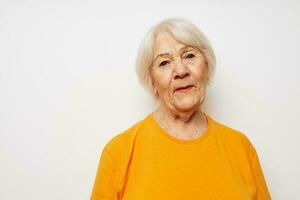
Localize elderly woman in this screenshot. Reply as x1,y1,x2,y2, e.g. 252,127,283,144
90,18,271,200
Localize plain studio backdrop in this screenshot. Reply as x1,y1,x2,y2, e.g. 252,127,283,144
0,0,299,199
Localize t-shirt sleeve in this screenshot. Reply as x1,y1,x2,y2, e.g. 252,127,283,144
90,147,121,200
241,134,272,200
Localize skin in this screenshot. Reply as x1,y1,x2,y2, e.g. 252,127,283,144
151,31,209,140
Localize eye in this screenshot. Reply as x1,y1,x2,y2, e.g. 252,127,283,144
185,53,195,59
159,60,170,67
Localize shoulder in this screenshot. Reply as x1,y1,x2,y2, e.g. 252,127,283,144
101,114,149,161
211,117,256,154
213,119,248,140
104,120,142,150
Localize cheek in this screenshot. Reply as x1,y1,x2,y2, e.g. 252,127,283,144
191,63,207,81
151,70,172,91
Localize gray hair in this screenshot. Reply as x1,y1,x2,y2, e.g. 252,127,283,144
135,18,216,99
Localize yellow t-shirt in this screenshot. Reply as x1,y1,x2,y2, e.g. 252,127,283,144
91,112,271,200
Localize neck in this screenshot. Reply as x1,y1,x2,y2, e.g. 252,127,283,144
154,104,208,138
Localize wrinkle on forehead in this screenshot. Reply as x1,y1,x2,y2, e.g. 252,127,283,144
153,31,191,60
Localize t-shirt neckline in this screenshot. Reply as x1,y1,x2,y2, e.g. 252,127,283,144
148,112,214,145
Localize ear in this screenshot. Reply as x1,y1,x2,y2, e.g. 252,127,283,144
204,63,209,84
153,85,158,96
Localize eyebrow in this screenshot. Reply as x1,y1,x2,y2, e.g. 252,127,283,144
153,46,195,62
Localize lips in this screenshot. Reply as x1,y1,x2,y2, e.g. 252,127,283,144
174,85,194,93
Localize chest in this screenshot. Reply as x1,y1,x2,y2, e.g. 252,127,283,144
121,138,256,200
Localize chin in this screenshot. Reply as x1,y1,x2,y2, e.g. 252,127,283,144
173,96,201,112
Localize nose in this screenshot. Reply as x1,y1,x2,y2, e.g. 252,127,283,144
173,59,190,79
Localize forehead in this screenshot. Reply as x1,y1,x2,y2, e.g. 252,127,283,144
153,31,188,56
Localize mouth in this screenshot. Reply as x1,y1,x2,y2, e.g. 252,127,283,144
174,85,194,93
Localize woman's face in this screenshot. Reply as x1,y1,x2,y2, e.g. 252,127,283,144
151,32,208,112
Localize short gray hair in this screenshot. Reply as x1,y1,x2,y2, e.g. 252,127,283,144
135,18,216,99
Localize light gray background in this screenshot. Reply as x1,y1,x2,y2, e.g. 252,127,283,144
1,0,299,199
